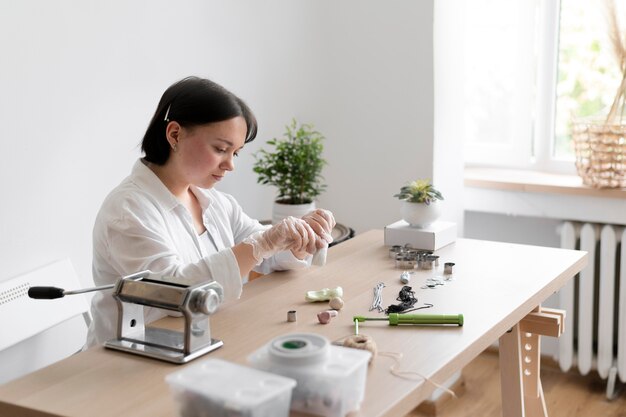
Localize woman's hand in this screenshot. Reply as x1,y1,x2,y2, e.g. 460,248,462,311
243,216,317,263
301,209,336,250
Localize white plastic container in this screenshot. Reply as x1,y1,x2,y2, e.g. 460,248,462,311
165,358,296,417
247,333,371,417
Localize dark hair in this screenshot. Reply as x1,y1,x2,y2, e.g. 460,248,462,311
141,76,258,165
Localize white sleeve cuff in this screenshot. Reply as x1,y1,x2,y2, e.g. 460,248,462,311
203,249,243,302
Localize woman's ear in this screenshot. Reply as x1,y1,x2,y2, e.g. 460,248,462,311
165,121,181,150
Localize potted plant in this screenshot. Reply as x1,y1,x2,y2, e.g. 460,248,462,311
393,179,444,228
253,119,327,223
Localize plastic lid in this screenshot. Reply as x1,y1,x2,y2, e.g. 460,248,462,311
268,333,330,366
165,358,296,408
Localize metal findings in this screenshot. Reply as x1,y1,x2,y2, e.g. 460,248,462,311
390,244,453,275
392,245,436,270
421,256,433,270
389,245,457,291
419,255,439,270
389,245,403,259
287,310,297,322
395,255,417,269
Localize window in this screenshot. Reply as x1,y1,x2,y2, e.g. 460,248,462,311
463,0,624,173
554,0,624,160
463,0,542,168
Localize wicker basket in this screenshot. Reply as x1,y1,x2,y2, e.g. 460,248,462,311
572,120,626,188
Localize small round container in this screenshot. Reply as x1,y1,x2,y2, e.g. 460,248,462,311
421,258,434,270
268,333,330,366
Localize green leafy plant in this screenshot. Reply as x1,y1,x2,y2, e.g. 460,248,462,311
393,179,444,205
253,119,327,205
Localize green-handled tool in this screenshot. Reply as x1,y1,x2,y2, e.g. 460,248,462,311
353,313,463,334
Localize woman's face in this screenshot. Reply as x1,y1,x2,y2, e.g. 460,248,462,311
170,116,247,189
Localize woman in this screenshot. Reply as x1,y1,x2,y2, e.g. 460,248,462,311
86,76,335,346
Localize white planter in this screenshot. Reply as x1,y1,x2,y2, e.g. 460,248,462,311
272,201,316,224
400,200,442,228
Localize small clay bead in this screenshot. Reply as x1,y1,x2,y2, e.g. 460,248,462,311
329,296,344,310
317,310,338,324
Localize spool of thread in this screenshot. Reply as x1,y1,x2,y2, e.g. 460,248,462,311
444,262,455,275
343,334,377,363
317,310,338,324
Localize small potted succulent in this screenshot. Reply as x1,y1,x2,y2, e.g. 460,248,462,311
393,179,444,228
253,119,327,223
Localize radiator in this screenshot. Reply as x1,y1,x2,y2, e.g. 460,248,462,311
558,221,626,398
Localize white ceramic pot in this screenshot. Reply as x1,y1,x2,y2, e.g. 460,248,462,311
272,201,316,224
400,200,442,228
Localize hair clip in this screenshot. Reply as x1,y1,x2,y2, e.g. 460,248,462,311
164,104,171,122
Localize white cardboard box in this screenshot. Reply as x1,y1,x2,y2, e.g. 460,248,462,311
384,220,457,251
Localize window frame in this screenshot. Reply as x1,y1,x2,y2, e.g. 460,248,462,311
533,0,577,174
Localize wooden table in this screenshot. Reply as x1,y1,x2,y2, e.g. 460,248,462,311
0,230,587,417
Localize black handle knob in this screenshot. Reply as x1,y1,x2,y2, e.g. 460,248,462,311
28,286,65,299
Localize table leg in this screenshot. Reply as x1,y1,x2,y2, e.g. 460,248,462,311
499,324,525,417
499,307,565,417
520,332,547,417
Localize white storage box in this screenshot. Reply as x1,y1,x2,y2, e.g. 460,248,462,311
384,220,457,251
165,358,296,417
248,333,371,417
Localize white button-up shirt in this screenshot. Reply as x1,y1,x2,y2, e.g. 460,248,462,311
86,159,307,347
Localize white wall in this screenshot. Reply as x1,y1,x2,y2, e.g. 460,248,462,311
310,1,437,233
464,212,561,248
2,0,459,380
1,0,440,287
433,0,466,230
0,0,327,288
